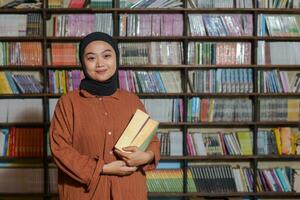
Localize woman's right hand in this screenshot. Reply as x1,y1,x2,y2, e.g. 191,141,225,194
101,160,137,176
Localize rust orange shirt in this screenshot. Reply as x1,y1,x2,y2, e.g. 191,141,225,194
50,89,160,200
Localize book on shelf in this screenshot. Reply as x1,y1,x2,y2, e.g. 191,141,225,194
115,109,159,152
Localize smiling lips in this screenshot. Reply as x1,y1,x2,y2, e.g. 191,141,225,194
95,68,108,74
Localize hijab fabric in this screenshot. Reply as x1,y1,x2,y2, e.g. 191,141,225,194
79,32,119,96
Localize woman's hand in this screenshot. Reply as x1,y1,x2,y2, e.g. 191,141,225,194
101,160,137,176
114,146,154,167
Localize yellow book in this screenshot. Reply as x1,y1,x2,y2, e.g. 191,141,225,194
236,131,252,155
287,99,300,121
274,128,282,155
0,72,13,94
115,109,155,151
130,118,159,151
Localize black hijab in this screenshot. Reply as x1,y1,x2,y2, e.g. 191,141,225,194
79,32,119,96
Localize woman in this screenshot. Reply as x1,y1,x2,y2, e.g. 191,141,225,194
50,32,160,200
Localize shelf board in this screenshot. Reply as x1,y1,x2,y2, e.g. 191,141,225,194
120,64,188,69
187,93,255,97
0,94,47,98
46,65,81,69
255,8,300,14
257,36,300,41
185,122,256,127
256,121,300,127
256,155,300,161
0,65,44,70
0,157,43,163
255,192,300,197
257,64,300,69
185,155,255,161
187,64,257,69
46,8,116,13
0,193,45,197
0,122,45,127
0,8,43,13
0,36,43,41
256,93,300,97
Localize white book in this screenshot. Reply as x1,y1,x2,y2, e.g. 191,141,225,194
169,131,183,156
7,99,43,122
0,100,8,122
49,98,59,121
192,132,207,156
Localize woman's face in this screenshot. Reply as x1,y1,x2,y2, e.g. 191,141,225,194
83,40,117,82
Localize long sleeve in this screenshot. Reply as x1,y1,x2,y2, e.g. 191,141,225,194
50,97,104,192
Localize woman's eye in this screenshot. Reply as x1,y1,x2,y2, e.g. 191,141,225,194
87,57,95,61
104,54,111,58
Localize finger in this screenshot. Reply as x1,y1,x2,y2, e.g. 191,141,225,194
114,150,131,159
122,146,138,152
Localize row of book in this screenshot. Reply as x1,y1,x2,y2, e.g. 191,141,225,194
141,98,183,122
259,99,300,121
188,0,253,8
258,41,300,65
48,0,85,8
258,14,300,36
3,41,300,66
258,70,300,93
157,130,183,156
147,164,300,193
188,98,252,122
0,14,42,36
0,42,42,66
48,14,113,37
257,0,300,8
256,167,295,192
118,70,182,93
188,69,253,93
0,98,298,123
188,14,252,36
258,127,300,155
189,165,254,192
188,42,251,65
0,127,43,157
0,71,43,94
119,42,183,65
0,165,298,194
119,14,183,37
0,99,43,123
48,70,83,94
3,0,300,9
0,0,42,8
187,131,252,156
47,0,183,8
48,43,79,66
2,69,300,94
0,167,57,193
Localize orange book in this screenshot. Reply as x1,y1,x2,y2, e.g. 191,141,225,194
280,127,292,155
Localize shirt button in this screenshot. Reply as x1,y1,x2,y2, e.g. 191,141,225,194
104,112,108,116
109,151,113,155
108,131,112,135
99,98,102,101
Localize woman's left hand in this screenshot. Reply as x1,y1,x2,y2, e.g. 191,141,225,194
114,146,154,167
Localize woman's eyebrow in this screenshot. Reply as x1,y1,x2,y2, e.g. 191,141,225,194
85,49,112,55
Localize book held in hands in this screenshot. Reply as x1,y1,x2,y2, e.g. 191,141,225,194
115,109,159,152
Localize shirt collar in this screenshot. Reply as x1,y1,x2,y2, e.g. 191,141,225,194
79,89,120,100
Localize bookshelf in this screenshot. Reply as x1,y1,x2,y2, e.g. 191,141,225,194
1,0,300,199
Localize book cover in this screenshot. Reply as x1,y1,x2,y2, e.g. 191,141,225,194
115,109,159,151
